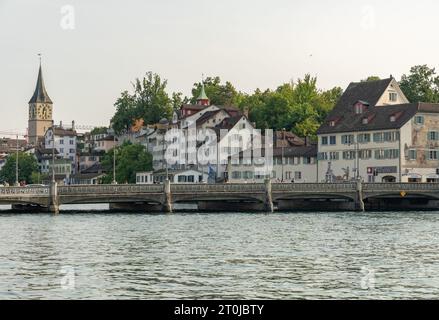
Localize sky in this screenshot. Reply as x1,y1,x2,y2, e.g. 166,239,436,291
1,0,438,135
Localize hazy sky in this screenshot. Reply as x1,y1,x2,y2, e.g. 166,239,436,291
1,0,438,135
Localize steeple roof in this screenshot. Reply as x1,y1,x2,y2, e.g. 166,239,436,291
29,64,52,104
197,82,209,101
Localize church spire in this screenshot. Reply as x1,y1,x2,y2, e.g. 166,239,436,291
29,56,53,104
196,74,210,106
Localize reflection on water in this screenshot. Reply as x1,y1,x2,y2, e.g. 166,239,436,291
1,211,439,299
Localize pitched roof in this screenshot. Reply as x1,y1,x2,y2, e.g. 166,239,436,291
318,102,439,134
197,82,209,101
196,110,223,126
318,77,404,134
52,128,77,137
29,64,53,104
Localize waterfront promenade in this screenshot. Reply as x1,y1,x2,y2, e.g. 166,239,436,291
1,181,439,213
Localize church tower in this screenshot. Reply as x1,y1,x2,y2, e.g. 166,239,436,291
28,60,53,146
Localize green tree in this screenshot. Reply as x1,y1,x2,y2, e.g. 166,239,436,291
101,142,152,184
399,65,439,103
190,76,244,106
361,76,381,82
90,127,108,135
111,72,174,134
0,152,38,185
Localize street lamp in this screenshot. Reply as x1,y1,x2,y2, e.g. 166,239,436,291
51,127,55,183
159,118,170,182
15,135,19,186
281,128,286,182
108,127,117,184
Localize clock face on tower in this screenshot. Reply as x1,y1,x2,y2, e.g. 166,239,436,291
36,105,51,120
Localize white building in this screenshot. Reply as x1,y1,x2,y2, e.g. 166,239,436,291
44,126,77,173
227,144,317,183
317,77,439,183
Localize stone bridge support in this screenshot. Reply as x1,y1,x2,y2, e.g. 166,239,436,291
355,180,365,212
49,181,59,214
163,179,173,213
264,178,274,213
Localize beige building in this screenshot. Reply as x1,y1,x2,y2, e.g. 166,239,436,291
317,77,439,183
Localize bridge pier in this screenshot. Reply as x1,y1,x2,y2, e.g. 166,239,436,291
49,181,60,214
355,180,365,212
264,178,274,213
163,179,173,213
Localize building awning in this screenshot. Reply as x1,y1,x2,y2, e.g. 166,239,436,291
426,174,439,179
406,173,422,179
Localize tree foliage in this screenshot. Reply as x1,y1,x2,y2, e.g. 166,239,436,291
111,72,174,134
0,152,38,184
101,142,152,184
239,74,342,139
190,76,244,106
399,65,439,103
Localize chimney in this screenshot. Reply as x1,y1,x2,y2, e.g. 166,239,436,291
305,136,310,146
243,108,249,118
72,120,75,130
59,121,63,128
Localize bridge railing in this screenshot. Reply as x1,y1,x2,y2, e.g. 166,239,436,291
171,183,266,193
0,186,49,196
272,183,357,192
58,184,164,195
362,183,439,192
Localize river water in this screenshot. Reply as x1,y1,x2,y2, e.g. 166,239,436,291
1,210,439,299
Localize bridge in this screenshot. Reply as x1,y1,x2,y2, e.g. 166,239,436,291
1,181,439,213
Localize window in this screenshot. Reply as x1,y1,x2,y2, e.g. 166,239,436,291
341,135,354,145
136,176,140,183
428,131,439,141
318,152,328,161
60,139,64,145
232,171,242,179
362,118,369,124
375,149,399,159
427,150,439,160
70,140,74,145
286,171,292,180
409,150,417,161
373,133,383,143
187,175,195,183
294,171,302,180
303,157,313,164
329,152,339,160
374,131,399,142
389,92,397,102
329,121,336,127
330,136,336,145
343,151,356,160
357,133,370,143
243,171,254,179
60,148,64,153
415,116,424,125
271,171,276,179
69,149,75,153
321,136,328,145
359,149,372,159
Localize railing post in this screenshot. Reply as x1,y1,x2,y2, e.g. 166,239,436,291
163,179,173,213
264,178,274,213
355,180,365,212
49,181,59,214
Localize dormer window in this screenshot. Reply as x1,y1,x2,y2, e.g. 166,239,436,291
354,101,369,114
390,115,396,122
329,121,335,127
362,118,368,124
